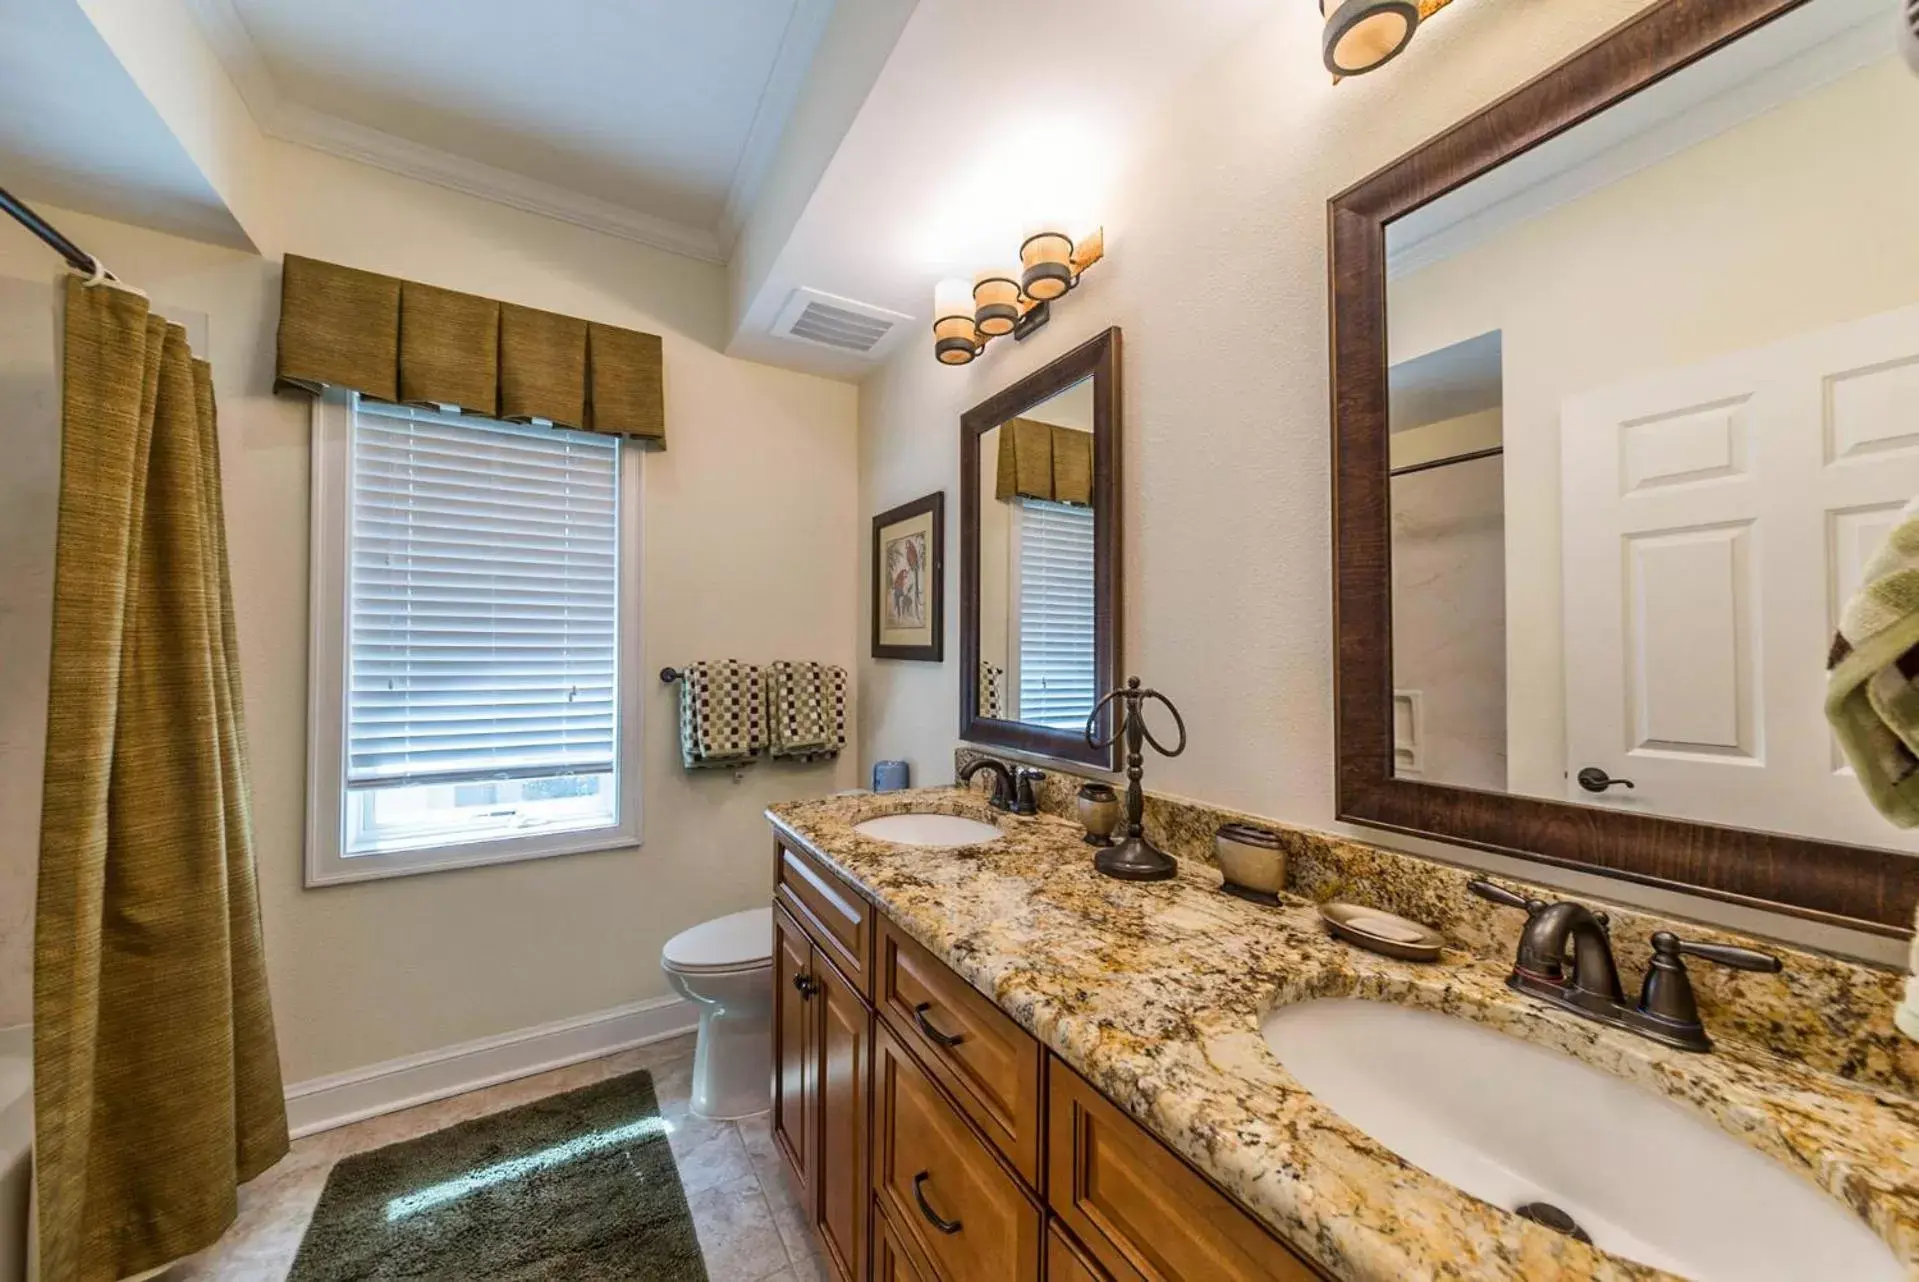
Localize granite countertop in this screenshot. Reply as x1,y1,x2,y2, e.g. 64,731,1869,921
767,787,1919,1282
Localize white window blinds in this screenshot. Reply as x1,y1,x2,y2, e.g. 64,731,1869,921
347,402,621,788
1016,498,1098,731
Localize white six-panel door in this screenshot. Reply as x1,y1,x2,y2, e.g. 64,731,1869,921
1561,301,1919,852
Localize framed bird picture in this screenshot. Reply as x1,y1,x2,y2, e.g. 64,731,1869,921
872,491,944,661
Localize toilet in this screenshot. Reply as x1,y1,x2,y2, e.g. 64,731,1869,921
661,906,775,1120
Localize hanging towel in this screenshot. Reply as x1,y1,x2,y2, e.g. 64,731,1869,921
1828,495,1919,827
678,660,764,769
765,661,848,761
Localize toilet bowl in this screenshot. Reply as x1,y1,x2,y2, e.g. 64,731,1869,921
661,907,774,1120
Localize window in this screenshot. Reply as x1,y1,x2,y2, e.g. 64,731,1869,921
307,390,641,884
1013,498,1098,731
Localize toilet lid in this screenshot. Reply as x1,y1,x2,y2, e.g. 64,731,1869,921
662,907,774,974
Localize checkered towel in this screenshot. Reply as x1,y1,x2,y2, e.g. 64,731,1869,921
979,662,1005,719
765,661,846,762
679,660,763,769
1828,495,1919,826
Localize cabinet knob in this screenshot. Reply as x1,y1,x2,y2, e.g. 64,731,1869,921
792,973,818,998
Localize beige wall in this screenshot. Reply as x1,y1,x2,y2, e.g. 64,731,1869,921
0,135,860,1075
855,0,1904,963
1389,52,1919,802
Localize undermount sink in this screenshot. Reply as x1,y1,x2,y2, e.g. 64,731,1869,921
1262,999,1901,1281
852,813,1003,847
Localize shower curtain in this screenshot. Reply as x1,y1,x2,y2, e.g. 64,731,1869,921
34,278,288,1282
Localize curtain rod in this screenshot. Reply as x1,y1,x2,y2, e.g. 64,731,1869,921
0,183,114,280
1389,445,1503,478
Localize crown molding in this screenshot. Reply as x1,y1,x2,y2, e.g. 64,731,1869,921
717,0,833,254
184,0,726,264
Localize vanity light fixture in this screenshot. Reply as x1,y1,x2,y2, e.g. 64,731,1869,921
931,226,1105,366
1321,0,1429,77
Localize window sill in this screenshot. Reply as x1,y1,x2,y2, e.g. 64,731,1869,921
305,825,641,888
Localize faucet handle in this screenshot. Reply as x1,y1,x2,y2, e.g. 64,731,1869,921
1468,879,1546,916
1635,932,1782,1052
1650,931,1781,974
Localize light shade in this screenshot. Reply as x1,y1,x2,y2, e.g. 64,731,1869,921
973,271,1022,337
1322,0,1419,76
933,278,979,365
1020,227,1075,302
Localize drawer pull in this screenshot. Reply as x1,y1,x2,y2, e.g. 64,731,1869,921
912,1171,962,1235
793,973,818,998
912,1002,966,1048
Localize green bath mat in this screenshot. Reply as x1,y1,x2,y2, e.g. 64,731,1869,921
288,1069,708,1281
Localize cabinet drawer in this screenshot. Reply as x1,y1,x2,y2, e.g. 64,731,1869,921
873,1198,932,1282
777,841,873,996
876,914,1044,1187
873,1024,1042,1282
1049,1222,1110,1282
1047,1059,1326,1282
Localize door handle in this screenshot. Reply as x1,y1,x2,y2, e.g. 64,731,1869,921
792,973,818,998
912,1171,962,1234
912,1002,966,1048
1576,767,1635,794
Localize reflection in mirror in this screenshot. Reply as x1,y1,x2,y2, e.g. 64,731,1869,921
1384,0,1919,853
975,377,1098,732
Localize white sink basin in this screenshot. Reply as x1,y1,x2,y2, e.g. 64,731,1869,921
1262,999,1901,1281
853,813,1003,847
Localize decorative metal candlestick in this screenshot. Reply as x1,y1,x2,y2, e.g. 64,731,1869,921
1084,677,1188,881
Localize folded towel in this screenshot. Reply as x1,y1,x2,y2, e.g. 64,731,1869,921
679,660,763,769
765,661,847,762
1827,495,1919,827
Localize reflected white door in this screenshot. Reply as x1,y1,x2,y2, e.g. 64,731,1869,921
1561,301,1919,851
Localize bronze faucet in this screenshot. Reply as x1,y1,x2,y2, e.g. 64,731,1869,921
1470,880,1781,1053
958,758,1044,815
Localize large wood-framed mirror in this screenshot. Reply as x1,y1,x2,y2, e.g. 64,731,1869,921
1330,0,1919,934
961,328,1122,770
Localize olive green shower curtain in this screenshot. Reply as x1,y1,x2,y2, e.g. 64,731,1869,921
34,278,288,1282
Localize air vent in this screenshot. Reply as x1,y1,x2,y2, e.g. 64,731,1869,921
772,288,910,357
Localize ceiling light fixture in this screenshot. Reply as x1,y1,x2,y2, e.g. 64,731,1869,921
1322,0,1422,77
931,227,1105,366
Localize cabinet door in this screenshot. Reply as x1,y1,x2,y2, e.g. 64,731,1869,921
1048,1060,1325,1282
814,952,870,1282
773,904,817,1210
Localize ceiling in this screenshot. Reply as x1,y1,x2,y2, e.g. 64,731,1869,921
190,0,833,261
0,0,248,250
727,0,1275,376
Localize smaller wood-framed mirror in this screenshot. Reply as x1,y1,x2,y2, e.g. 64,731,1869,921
961,328,1122,770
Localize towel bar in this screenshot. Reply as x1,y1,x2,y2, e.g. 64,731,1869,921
660,667,684,683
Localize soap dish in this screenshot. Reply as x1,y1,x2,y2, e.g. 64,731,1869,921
1318,903,1444,962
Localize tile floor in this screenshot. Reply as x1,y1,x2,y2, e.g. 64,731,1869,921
162,1034,825,1282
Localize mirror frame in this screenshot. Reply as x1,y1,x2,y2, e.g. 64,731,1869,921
1329,0,1918,936
960,327,1123,771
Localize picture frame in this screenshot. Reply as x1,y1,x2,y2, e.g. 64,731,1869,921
872,492,945,662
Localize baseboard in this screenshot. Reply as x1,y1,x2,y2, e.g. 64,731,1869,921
283,995,698,1139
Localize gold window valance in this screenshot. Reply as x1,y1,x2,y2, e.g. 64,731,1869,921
995,418,1092,507
274,254,666,449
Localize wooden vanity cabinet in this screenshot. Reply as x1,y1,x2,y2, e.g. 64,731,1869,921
769,835,1327,1282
